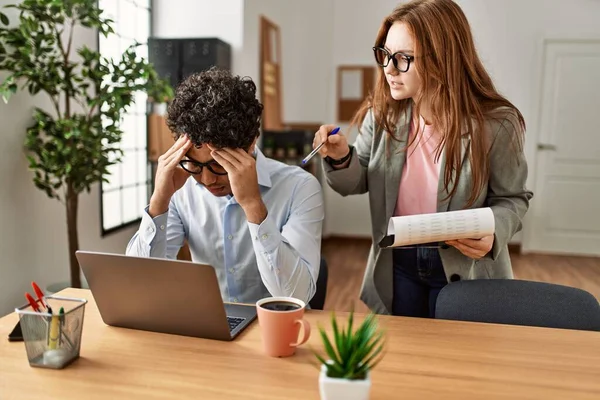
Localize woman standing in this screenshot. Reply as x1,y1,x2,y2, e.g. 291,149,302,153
315,0,533,317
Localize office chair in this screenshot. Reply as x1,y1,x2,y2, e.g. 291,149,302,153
309,257,329,310
435,279,600,331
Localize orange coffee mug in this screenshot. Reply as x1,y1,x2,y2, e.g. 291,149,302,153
256,296,311,357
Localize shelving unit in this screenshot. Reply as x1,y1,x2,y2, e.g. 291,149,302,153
260,128,319,178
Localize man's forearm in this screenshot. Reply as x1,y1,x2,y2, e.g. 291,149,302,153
242,199,268,224
253,239,316,303
149,195,170,218
247,215,319,303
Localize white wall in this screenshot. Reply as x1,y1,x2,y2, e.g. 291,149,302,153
456,0,600,174
238,0,286,84
0,2,137,316
240,0,334,124
152,0,245,78
153,0,334,123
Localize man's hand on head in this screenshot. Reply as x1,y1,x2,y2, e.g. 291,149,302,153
149,136,192,217
208,145,267,224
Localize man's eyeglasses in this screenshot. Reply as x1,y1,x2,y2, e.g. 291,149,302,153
373,46,414,73
179,159,228,176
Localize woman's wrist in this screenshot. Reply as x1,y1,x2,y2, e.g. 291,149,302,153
326,146,352,167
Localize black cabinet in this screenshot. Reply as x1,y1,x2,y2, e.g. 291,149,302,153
148,39,180,89
148,37,231,89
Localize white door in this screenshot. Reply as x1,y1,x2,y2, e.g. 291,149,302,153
524,40,600,256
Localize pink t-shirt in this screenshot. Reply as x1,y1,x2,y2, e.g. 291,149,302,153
394,116,442,217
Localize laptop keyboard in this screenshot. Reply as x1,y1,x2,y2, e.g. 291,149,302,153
227,316,246,332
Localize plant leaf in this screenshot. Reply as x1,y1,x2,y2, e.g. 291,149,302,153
313,352,329,367
341,310,354,368
318,326,341,365
314,352,344,377
0,12,8,26
331,313,347,367
346,309,354,341
352,313,378,355
356,343,385,376
351,330,383,373
347,318,377,378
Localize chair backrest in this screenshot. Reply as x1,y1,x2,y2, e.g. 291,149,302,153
435,279,600,331
309,257,329,310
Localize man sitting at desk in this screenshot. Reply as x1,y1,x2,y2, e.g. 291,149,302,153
126,68,324,304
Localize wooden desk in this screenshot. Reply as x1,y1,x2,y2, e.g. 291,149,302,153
0,289,599,399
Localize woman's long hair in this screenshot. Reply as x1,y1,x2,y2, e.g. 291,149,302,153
351,0,525,207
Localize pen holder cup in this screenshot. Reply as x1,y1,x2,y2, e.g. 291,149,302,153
15,296,88,369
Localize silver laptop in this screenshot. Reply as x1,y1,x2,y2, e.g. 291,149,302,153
75,251,257,341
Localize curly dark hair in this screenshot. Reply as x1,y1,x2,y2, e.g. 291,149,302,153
166,67,263,149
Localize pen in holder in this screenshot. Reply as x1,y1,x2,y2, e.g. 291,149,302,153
15,296,87,369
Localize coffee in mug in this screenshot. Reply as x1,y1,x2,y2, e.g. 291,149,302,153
256,296,311,357
259,301,301,312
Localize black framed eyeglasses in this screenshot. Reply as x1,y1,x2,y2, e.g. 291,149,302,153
179,159,228,176
373,46,414,73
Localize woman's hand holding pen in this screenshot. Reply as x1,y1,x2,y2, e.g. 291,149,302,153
446,235,494,260
313,125,350,161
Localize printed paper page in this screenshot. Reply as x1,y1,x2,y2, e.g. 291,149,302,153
386,207,495,247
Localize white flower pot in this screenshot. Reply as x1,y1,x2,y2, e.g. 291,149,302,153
319,364,371,400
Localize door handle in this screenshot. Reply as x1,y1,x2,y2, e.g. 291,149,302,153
537,143,557,151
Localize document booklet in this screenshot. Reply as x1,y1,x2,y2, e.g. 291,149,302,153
379,207,495,248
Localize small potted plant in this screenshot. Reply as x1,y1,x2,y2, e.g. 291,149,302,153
314,310,385,400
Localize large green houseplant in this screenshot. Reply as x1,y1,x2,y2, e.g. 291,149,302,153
0,0,172,288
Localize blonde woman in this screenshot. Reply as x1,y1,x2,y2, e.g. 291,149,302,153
314,0,533,317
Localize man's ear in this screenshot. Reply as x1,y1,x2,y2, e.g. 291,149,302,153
248,137,258,154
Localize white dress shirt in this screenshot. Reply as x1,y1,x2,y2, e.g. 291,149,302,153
126,149,324,304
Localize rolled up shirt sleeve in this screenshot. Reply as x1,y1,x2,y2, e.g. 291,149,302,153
247,176,324,303
125,200,185,259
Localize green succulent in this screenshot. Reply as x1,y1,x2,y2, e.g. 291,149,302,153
315,310,386,380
